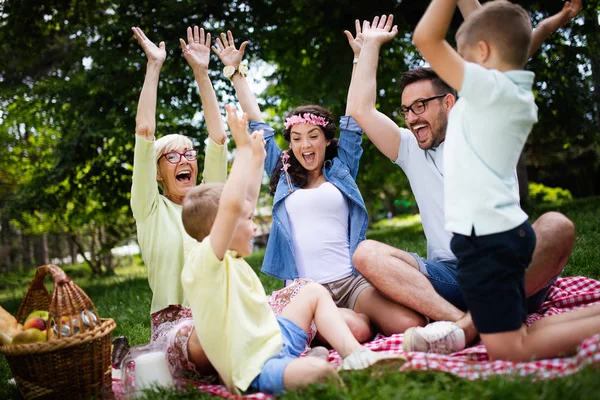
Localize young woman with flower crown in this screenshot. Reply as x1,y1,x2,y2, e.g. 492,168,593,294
212,28,426,337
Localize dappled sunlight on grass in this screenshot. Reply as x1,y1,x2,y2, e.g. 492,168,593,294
2,197,600,399
371,213,422,230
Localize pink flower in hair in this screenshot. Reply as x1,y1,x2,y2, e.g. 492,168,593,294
284,113,328,129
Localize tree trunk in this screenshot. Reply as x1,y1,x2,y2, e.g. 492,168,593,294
584,9,600,125
517,151,530,210
22,233,33,270
34,234,49,266
0,215,11,273
70,233,101,275
386,194,396,217
69,235,78,265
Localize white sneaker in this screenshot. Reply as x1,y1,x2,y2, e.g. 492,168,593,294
339,347,405,371
403,321,465,355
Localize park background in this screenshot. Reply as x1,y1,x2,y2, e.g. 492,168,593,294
1,0,600,398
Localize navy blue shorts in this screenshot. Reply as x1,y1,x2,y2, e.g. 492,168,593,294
411,242,556,314
450,221,536,334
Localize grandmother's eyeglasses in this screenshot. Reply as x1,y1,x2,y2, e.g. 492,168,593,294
161,149,198,164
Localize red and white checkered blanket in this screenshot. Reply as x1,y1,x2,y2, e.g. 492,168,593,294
114,276,600,399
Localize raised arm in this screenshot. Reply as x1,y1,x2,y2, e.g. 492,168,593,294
413,0,465,91
131,27,166,140
346,15,403,161
529,0,582,58
130,27,166,220
457,0,481,19
247,130,266,206
180,26,227,145
210,105,252,260
212,31,262,122
344,18,363,110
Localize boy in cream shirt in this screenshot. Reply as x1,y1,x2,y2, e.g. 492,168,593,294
180,105,400,395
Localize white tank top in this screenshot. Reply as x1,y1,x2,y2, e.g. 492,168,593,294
284,182,353,284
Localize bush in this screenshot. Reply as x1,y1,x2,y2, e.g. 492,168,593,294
529,182,573,207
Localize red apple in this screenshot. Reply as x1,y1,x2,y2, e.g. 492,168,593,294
23,317,47,331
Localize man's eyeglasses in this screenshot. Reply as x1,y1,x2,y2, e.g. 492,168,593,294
399,94,448,118
160,149,198,164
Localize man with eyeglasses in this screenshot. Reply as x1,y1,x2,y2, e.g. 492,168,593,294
346,14,576,353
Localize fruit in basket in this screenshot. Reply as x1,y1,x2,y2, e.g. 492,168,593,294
23,316,47,331
0,330,12,345
0,306,22,337
11,328,46,345
25,310,50,322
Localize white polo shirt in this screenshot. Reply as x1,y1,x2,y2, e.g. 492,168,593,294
444,62,537,236
395,129,454,262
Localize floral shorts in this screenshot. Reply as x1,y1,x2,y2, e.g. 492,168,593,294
150,278,317,381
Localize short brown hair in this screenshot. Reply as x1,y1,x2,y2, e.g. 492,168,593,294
400,67,458,99
456,0,532,68
182,183,224,242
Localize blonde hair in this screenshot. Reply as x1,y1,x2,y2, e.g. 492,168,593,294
154,134,194,190
182,183,224,242
155,134,194,163
456,0,532,68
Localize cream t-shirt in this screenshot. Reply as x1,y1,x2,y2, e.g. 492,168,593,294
181,237,282,394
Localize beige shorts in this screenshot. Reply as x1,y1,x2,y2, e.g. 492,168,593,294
322,274,372,310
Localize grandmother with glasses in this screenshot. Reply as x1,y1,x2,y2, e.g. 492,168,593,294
130,26,227,337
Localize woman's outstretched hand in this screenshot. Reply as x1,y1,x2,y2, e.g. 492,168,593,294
180,26,212,71
131,27,166,65
212,30,248,68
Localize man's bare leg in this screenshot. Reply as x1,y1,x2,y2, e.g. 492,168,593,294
526,212,575,296
353,240,477,343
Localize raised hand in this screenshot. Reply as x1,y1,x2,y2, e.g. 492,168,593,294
131,27,166,65
344,19,364,58
553,0,582,27
179,26,211,71
529,0,582,58
212,30,248,67
360,14,398,45
250,130,266,161
225,104,251,148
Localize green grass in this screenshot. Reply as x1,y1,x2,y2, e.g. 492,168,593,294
2,197,600,399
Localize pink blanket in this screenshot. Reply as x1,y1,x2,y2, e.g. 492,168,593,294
114,276,600,399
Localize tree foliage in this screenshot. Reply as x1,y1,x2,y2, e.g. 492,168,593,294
0,0,598,272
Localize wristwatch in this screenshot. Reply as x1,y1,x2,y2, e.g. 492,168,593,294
223,65,237,79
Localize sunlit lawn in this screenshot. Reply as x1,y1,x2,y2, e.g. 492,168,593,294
1,197,600,399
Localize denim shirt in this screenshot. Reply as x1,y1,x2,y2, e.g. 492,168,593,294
249,116,369,281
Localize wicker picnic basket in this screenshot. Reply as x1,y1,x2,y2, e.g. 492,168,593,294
0,264,116,399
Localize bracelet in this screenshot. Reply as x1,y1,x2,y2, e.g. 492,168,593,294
352,58,359,64
223,60,249,79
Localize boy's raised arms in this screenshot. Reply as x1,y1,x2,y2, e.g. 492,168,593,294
413,0,465,92
528,0,581,57
458,0,582,59
210,105,252,260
